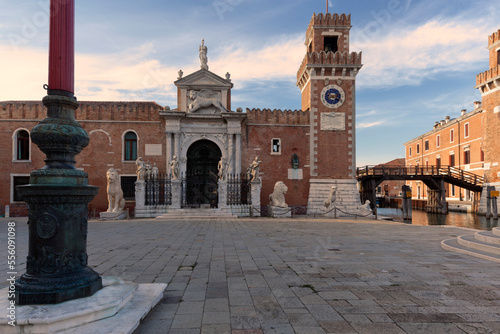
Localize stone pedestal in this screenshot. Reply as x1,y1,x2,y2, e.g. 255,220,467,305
269,206,292,218
0,277,166,334
15,94,101,305
100,211,128,220
171,180,182,209
134,181,145,209
218,180,227,209
250,181,262,217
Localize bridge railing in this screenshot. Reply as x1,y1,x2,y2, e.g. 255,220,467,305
356,165,484,187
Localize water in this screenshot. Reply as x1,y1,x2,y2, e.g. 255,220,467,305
377,208,499,231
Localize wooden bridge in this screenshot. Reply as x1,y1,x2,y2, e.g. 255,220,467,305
356,165,484,214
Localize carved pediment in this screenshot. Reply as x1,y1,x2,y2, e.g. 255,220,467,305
175,69,233,90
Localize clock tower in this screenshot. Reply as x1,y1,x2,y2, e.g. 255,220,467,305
296,13,363,212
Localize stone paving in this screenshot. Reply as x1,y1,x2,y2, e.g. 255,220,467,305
2,216,500,333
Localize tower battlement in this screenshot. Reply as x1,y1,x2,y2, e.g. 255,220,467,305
246,108,309,126
476,65,500,86
488,29,500,48
296,51,362,81
308,13,351,28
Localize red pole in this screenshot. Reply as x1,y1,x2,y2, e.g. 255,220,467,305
48,0,74,94
326,0,329,13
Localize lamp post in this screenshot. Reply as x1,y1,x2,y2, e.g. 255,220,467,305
14,0,102,305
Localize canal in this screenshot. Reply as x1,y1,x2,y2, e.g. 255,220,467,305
377,208,499,231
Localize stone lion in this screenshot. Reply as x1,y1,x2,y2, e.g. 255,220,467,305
269,181,288,208
188,90,228,113
106,168,126,213
324,185,337,209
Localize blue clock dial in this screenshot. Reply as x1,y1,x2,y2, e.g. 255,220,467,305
320,85,345,109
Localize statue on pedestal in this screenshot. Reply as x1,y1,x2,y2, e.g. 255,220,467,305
136,157,146,181
269,181,288,208
106,168,126,213
170,156,180,180
152,163,159,180
247,156,261,182
218,157,227,181
199,39,208,70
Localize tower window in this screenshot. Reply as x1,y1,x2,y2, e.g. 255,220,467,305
16,130,30,160
124,131,137,161
271,138,281,155
324,36,338,53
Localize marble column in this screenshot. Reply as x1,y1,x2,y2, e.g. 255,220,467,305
166,132,172,174
227,134,234,175
235,133,241,175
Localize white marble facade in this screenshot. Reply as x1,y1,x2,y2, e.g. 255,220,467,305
161,67,245,178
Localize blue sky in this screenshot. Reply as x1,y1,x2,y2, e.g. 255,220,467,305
1,0,498,166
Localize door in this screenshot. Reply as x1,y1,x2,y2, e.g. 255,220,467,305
185,140,221,207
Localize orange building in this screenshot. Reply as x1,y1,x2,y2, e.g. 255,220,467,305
404,104,484,204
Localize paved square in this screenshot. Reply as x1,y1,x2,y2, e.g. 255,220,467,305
2,216,500,333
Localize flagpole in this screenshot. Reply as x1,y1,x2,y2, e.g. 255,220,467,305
326,0,329,13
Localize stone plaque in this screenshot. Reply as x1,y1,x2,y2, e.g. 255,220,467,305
321,112,345,131
145,144,162,156
288,169,303,180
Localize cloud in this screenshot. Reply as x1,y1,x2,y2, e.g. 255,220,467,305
0,33,306,107
352,18,496,89
357,121,384,129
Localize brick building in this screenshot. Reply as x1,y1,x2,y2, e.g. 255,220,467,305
1,12,365,217
374,158,406,200
404,28,500,215
404,104,484,202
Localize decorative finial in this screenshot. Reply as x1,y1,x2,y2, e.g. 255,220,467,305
199,39,208,70
177,70,183,80
225,72,231,81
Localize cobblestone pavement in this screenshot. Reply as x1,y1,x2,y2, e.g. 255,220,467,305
2,216,500,333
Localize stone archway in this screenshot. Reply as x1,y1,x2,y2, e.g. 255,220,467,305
185,139,222,206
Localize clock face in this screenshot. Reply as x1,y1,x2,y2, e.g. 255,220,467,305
320,85,345,109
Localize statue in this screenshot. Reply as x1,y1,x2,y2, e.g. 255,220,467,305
199,39,208,70
177,69,183,80
324,185,337,209
225,72,231,81
269,181,288,208
218,157,227,181
247,156,261,182
188,90,228,113
170,156,179,180
136,157,146,181
106,168,126,213
357,200,373,215
151,163,159,180
145,161,152,180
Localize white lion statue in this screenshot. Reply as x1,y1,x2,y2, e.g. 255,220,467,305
324,185,337,209
357,200,373,215
106,168,126,213
188,90,228,113
269,181,288,208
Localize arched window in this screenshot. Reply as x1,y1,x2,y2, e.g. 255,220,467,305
16,130,30,160
124,132,137,161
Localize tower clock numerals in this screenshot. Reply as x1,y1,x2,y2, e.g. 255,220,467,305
320,85,345,109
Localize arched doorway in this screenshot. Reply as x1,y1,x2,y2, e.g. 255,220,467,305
185,139,221,207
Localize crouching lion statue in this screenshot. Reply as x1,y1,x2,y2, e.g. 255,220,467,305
106,168,126,213
269,181,288,208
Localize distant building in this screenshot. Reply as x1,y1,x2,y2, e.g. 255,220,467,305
374,158,406,199
404,105,484,202
404,28,500,215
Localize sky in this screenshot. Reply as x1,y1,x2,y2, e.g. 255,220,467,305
0,0,498,167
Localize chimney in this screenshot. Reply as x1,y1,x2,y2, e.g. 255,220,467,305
461,109,467,116
474,101,482,109
434,121,439,128
440,120,445,126
445,116,450,123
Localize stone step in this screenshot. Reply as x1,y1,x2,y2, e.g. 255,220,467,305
457,234,500,256
475,231,500,245
441,237,500,263
492,227,500,237
156,208,235,219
